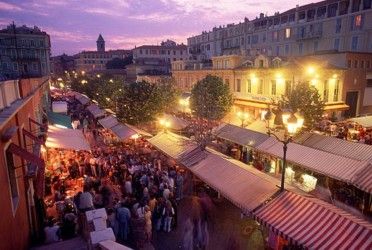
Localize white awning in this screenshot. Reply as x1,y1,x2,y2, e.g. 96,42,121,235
256,137,369,183
87,104,105,119
349,115,372,128
189,149,280,213
98,115,119,129
110,124,137,140
213,123,270,147
46,125,90,151
163,114,190,130
52,101,67,113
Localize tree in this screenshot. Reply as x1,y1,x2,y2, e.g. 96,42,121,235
278,81,324,129
116,80,177,125
190,75,233,120
106,56,133,69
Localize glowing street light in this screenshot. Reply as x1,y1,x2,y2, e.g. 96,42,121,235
159,118,171,131
81,79,88,84
96,74,101,78
237,111,249,127
307,66,316,75
109,79,114,83
265,109,304,191
179,98,190,113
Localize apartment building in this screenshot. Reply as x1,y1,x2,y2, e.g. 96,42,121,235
188,0,372,60
127,40,188,81
74,34,132,72
0,76,49,249
0,24,51,80
172,54,348,119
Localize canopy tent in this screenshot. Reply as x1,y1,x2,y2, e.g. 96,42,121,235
352,165,372,194
74,93,90,105
348,115,372,128
98,115,119,129
163,114,190,130
295,132,372,162
110,124,137,140
47,111,72,129
256,137,369,184
45,125,90,151
86,104,105,119
189,149,280,213
213,123,270,147
148,132,204,166
253,191,372,249
52,101,68,113
125,123,152,137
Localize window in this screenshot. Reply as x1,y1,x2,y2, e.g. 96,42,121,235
351,36,359,51
285,44,289,54
173,50,176,55
247,79,252,93
334,38,340,50
139,49,143,54
13,63,18,71
314,41,318,51
276,46,280,56
285,80,291,95
271,80,277,95
363,0,372,9
236,79,241,92
225,79,230,86
323,80,329,102
299,43,303,55
252,35,259,44
361,60,365,68
348,60,352,68
272,31,279,41
333,80,340,101
354,60,358,68
336,19,342,33
247,36,251,44
258,80,263,94
285,28,291,39
352,0,361,12
339,1,349,15
262,33,266,43
5,149,19,214
351,15,363,30
317,6,326,18
289,13,295,22
224,60,229,68
327,3,338,17
259,60,264,68
367,61,371,68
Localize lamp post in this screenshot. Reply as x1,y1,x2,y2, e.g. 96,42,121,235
237,111,249,127
265,110,304,191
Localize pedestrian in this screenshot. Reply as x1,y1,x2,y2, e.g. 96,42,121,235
116,202,131,242
162,200,174,233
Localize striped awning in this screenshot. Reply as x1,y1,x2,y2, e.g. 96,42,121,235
253,191,372,249
352,165,372,194
256,137,369,183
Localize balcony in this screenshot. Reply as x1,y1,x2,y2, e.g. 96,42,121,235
296,30,322,40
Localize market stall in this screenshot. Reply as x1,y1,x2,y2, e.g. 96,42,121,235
86,104,105,119
45,125,91,151
348,115,372,129
253,191,372,249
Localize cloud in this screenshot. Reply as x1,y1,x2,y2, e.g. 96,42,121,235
0,1,23,11
44,28,94,42
83,8,122,16
128,12,178,22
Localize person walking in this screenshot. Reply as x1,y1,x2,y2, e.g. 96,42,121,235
116,202,131,242
162,200,174,233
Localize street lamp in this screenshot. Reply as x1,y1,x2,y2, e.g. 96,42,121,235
265,109,304,191
237,111,249,127
179,98,189,113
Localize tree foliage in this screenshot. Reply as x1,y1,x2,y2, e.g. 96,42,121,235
106,56,133,69
70,74,124,110
190,75,233,121
278,82,324,128
116,80,177,125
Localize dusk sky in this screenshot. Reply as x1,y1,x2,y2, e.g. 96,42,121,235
0,0,316,56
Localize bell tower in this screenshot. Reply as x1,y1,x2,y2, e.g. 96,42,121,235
96,34,105,52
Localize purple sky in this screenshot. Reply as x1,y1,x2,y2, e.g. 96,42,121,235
1,0,316,56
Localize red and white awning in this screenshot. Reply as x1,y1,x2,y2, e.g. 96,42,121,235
253,191,372,249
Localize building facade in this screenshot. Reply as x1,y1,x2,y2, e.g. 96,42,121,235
0,76,49,249
50,53,76,76
128,40,188,81
187,0,372,60
0,24,51,80
172,54,348,119
74,34,132,73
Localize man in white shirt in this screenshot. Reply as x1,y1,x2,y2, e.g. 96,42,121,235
79,187,94,212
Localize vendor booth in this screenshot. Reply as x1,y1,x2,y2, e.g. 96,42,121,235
45,125,90,151
86,104,105,119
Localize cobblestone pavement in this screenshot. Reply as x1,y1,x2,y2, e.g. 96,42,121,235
152,196,265,250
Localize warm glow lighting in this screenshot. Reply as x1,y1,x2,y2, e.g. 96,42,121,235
307,66,316,75
282,113,291,125
332,74,338,79
109,79,114,83
57,78,62,81
105,97,110,101
81,80,87,84
55,124,68,129
301,174,318,192
130,134,140,140
159,118,171,128
261,110,268,121
275,72,282,79
81,71,85,75
97,74,101,78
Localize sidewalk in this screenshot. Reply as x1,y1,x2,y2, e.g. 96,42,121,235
30,237,87,250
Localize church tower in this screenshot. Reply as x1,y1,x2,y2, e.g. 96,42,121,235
96,34,105,52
